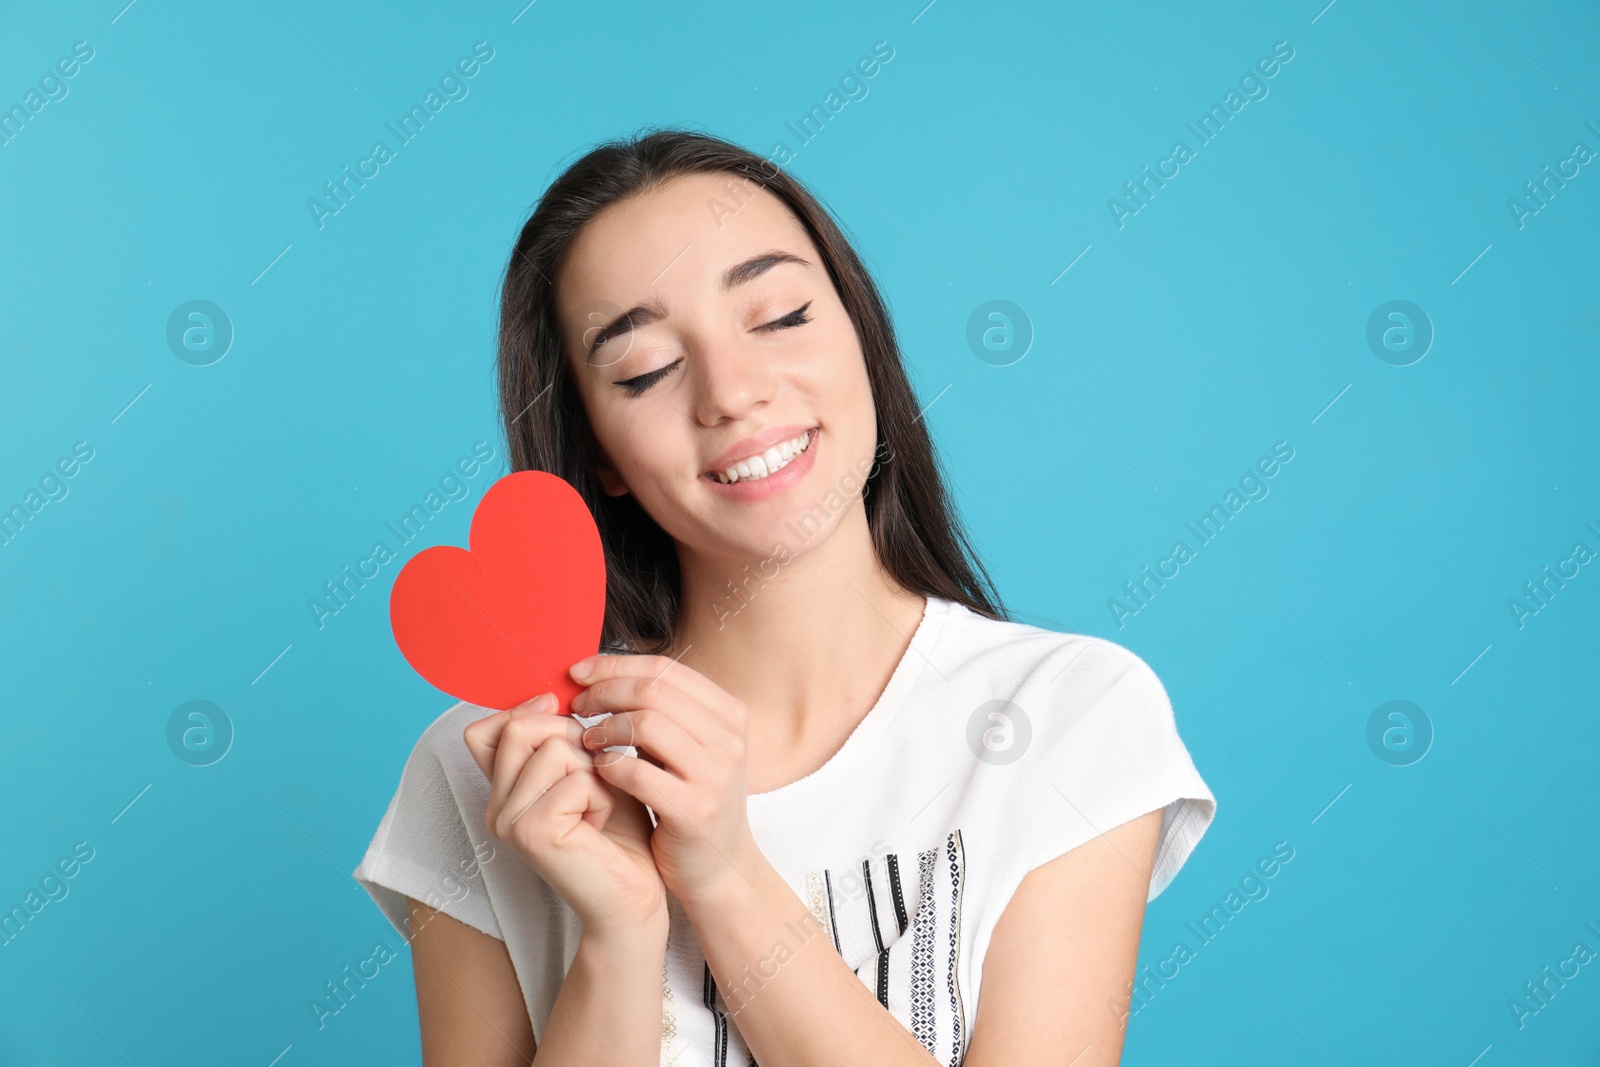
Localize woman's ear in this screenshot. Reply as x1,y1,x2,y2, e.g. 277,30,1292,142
581,419,631,497
595,461,630,497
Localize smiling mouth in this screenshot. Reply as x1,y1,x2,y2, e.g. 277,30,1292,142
708,429,816,485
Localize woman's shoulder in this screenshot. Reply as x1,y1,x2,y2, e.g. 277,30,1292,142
354,699,507,943
392,700,496,787
932,598,1197,771
936,601,1215,897
414,698,490,744
938,598,1170,697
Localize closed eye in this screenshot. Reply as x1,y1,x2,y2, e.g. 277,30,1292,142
612,302,813,397
760,301,813,332
615,358,682,397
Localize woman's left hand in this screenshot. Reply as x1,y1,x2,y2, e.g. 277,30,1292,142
569,653,762,910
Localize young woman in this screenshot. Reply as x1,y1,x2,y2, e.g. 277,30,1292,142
353,128,1215,1066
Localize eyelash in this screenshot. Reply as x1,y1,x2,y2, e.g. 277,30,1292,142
615,302,814,397
763,301,813,331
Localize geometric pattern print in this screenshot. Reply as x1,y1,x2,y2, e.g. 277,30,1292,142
699,829,968,1067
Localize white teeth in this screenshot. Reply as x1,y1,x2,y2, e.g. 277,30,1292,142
713,429,813,484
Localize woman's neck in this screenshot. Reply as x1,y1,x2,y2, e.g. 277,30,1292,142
671,503,928,781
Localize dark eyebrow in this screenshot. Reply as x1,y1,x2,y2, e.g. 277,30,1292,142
585,299,668,362
584,251,811,362
720,250,809,291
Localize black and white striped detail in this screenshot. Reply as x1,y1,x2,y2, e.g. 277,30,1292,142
689,829,969,1067
811,830,969,1066
702,962,729,1066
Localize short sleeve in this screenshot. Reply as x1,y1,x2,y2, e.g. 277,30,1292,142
352,703,504,942
1023,639,1216,900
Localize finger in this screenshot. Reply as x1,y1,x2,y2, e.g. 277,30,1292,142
604,786,656,844
499,737,597,835
575,674,727,747
506,764,609,851
571,766,621,833
463,693,563,779
487,709,587,816
591,747,684,820
581,708,701,779
571,653,739,717
464,712,521,782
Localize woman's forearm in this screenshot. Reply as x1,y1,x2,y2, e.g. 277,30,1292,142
681,861,943,1067
533,916,668,1067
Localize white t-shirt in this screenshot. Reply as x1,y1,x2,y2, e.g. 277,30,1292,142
353,595,1216,1066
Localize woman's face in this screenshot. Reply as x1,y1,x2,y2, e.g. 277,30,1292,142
556,171,878,563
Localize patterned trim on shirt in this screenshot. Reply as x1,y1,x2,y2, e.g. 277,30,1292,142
694,829,969,1067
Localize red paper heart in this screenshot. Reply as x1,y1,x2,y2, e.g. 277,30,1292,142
389,470,606,714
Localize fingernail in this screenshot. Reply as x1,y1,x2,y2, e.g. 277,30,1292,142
571,690,588,712
570,657,594,682
513,693,553,716
537,692,557,713
582,726,604,747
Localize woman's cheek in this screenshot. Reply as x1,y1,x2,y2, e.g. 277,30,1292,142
629,417,688,484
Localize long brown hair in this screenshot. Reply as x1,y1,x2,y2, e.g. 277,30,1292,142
496,126,1006,653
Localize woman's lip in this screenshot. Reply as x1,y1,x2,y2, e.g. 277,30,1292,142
702,428,819,502
701,424,818,477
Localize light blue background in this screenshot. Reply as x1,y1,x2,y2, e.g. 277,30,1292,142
2,0,1597,1064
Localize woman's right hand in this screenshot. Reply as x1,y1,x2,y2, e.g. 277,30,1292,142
463,692,667,938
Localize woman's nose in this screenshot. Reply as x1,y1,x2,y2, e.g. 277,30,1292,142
689,330,777,426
